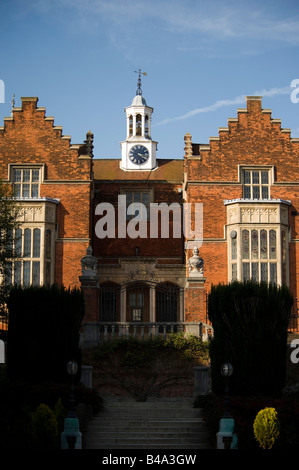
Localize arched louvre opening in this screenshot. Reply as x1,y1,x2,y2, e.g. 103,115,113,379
99,282,120,322
156,282,180,323
136,114,142,136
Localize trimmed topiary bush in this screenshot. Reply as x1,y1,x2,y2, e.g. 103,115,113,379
32,403,59,449
253,407,280,449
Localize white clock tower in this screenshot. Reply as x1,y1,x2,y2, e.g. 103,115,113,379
120,70,158,171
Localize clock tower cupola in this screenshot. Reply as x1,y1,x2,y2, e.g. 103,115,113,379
121,70,158,170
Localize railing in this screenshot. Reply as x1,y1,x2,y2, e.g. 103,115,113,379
288,298,299,333
82,321,213,346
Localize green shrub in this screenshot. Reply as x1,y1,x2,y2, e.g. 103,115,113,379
6,284,84,382
32,403,59,449
253,407,280,449
208,281,293,396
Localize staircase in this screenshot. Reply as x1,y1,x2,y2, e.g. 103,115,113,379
83,398,211,449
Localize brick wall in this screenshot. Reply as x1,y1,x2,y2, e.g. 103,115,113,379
184,96,299,320
0,97,93,289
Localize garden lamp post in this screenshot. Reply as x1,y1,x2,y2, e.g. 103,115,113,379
67,360,78,418
221,362,233,418
61,360,82,449
217,362,237,449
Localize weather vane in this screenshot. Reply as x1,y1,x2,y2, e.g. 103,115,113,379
11,94,15,115
134,69,147,96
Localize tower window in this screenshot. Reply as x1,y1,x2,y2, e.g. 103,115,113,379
129,115,133,136
136,114,142,136
243,169,270,200
145,115,149,137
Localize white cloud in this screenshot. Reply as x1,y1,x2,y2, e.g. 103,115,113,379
25,0,299,44
155,86,292,126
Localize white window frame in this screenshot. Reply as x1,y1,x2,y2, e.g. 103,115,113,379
9,164,45,199
228,225,288,286
5,224,54,288
239,165,274,200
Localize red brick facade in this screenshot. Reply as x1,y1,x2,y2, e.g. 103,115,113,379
1,95,298,329
0,97,93,290
184,96,299,321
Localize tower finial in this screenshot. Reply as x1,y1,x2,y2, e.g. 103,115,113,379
11,94,15,115
134,69,147,96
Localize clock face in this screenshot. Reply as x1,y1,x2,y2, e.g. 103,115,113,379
129,145,149,165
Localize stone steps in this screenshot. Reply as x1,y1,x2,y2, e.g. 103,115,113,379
83,398,210,449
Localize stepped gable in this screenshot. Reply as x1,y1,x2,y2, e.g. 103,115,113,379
0,97,93,182
185,96,299,183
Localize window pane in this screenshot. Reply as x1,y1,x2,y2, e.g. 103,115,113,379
242,230,249,259
32,169,40,182
232,263,237,281
244,171,251,184
281,230,286,262
14,228,22,257
46,229,52,259
13,184,21,198
33,228,40,258
251,230,258,259
244,186,251,198
252,186,260,199
260,230,267,259
132,308,142,321
13,169,21,182
270,263,277,284
5,262,12,286
269,230,277,259
23,261,31,286
137,292,144,307
243,263,250,281
261,263,268,282
129,293,136,307
24,229,31,257
22,184,30,198
126,193,132,205
231,238,237,260
14,261,21,285
261,171,269,184
45,262,51,288
142,193,149,205
261,186,269,199
251,263,259,282
31,184,39,198
32,261,40,286
252,171,259,184
23,170,30,182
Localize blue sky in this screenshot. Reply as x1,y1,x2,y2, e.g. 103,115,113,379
0,0,299,160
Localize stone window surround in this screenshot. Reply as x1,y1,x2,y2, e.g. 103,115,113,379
225,198,290,286
8,199,59,287
8,163,46,199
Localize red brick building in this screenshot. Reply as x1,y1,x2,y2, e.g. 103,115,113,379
1,90,299,339
0,97,93,291
184,96,299,325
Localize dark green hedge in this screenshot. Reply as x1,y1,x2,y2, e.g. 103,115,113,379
6,285,84,383
208,281,293,397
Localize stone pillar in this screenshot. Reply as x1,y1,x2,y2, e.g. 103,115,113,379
79,246,99,345
149,286,156,322
185,246,207,323
120,286,126,322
